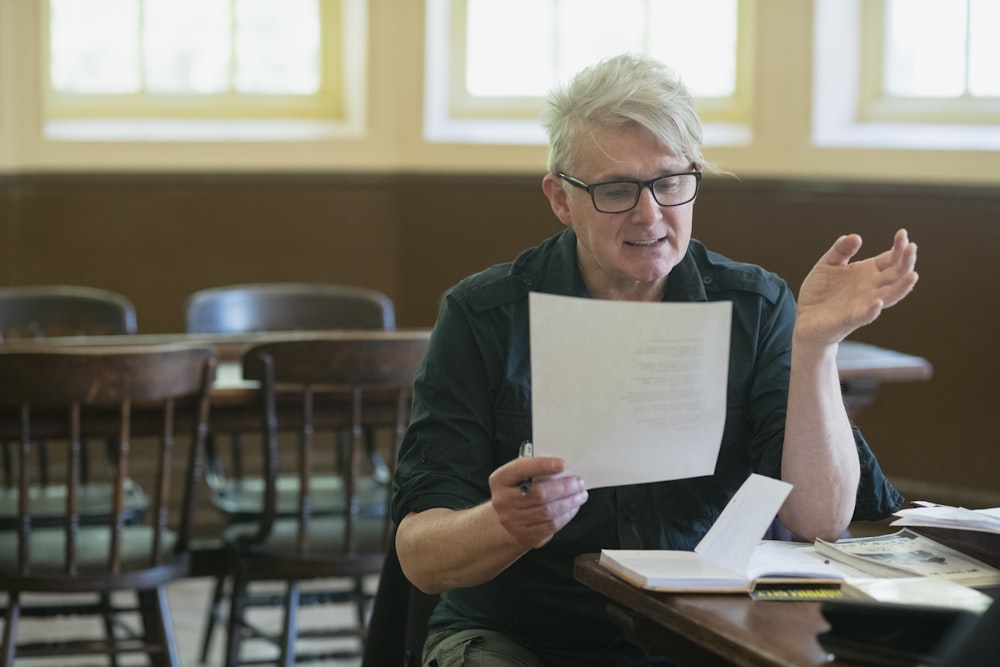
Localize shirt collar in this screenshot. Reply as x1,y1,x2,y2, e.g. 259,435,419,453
540,228,709,303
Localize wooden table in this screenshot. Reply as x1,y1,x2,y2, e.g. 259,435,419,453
574,553,858,667
0,332,931,416
835,340,932,418
0,329,433,432
0,332,931,454
0,329,430,363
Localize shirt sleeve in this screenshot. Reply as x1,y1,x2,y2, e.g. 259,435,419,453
392,287,526,521
725,272,903,521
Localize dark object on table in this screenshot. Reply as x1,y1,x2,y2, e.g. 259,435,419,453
818,598,979,667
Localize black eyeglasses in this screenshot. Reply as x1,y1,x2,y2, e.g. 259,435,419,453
557,169,702,214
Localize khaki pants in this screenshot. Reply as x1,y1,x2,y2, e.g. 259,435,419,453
423,628,549,667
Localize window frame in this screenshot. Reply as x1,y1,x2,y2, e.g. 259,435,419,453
429,0,755,142
41,0,348,122
858,0,1000,125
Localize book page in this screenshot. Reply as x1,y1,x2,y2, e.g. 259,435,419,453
746,541,848,580
529,292,731,489
695,473,792,574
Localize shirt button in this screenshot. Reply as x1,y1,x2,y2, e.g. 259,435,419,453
624,510,636,522
703,275,713,285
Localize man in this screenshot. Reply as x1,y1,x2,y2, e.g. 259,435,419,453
392,53,918,666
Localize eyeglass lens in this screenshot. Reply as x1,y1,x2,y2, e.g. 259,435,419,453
593,174,698,213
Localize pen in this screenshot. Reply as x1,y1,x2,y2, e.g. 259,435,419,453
518,440,533,495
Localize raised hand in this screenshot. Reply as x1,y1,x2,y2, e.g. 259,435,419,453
796,229,918,346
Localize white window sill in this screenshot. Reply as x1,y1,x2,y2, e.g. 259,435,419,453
813,122,1000,152
43,119,365,142
422,117,751,148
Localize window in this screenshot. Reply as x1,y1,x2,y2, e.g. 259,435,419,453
44,0,364,138
426,0,752,144
860,0,1000,124
812,0,1000,150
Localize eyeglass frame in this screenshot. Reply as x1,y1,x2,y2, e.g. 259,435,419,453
556,168,702,214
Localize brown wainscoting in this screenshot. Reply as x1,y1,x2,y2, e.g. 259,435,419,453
1,171,998,502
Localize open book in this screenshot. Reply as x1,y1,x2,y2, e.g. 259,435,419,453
600,540,846,594
815,529,1000,588
598,474,845,593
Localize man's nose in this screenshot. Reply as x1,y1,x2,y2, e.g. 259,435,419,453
630,185,663,219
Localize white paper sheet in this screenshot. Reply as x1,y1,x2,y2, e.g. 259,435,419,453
529,292,731,489
891,503,1000,535
695,473,792,574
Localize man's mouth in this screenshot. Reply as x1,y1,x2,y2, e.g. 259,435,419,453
624,236,666,247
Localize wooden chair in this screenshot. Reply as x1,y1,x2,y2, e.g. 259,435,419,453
0,284,139,491
0,343,216,666
185,282,394,334
223,335,426,666
0,284,138,340
183,283,396,661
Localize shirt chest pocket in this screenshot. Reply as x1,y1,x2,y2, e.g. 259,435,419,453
493,406,531,468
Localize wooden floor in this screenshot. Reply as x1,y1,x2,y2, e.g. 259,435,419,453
1,576,369,666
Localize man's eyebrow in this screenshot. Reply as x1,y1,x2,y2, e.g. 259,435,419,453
593,167,692,182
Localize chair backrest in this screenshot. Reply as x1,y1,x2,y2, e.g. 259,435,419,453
0,285,138,340
0,344,216,579
185,283,395,334
237,334,427,569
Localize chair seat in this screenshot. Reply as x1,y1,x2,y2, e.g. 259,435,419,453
225,514,387,563
0,525,182,580
0,479,147,529
211,473,387,521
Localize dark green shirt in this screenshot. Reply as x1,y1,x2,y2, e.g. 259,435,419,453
393,228,902,666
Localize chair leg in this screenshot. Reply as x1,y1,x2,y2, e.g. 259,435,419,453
365,427,390,483
279,581,301,667
199,574,227,664
138,587,180,667
226,573,249,667
353,576,368,646
2,590,20,667
99,592,120,667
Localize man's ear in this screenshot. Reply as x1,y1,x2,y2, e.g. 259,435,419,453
541,174,573,228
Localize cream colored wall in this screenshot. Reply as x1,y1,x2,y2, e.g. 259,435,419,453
1,0,998,183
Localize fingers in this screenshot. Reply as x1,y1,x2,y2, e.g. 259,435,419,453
823,233,863,267
489,457,588,550
876,228,917,272
510,475,588,548
492,456,565,493
874,229,919,307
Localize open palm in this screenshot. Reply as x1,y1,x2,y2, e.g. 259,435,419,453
796,229,918,345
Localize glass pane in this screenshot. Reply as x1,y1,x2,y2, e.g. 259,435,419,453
885,0,966,97
466,0,555,96
464,0,738,99
235,0,321,94
144,0,229,93
554,0,646,84
969,0,1000,96
50,0,141,93
648,0,737,97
